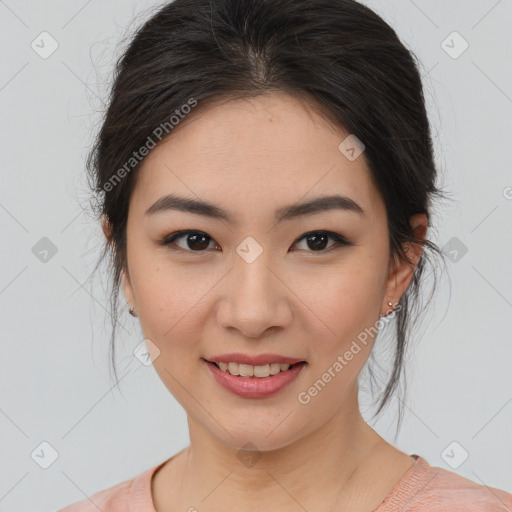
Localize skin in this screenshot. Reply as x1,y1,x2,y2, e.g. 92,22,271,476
103,92,427,511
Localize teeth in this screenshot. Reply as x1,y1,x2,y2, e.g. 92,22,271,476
270,363,281,375
254,364,270,377
228,362,239,375
239,364,253,377
215,362,292,377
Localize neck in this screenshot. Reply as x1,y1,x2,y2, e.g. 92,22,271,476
178,388,386,510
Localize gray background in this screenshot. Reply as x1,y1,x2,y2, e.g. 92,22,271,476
0,0,511,510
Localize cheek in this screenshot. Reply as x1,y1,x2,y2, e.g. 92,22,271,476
131,260,218,366
294,270,380,411
137,280,203,348
300,263,382,350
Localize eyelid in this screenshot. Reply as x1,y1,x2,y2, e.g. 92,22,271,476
157,229,355,255
157,230,219,252
293,230,352,247
158,229,353,253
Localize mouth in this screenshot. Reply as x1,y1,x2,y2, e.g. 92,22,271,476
202,358,308,398
204,359,307,377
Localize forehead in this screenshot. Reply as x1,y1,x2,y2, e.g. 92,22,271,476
133,93,383,221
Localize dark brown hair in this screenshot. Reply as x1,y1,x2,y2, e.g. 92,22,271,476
87,0,450,430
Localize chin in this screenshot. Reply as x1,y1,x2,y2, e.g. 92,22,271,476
209,422,305,454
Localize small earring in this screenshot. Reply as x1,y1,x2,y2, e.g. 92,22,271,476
380,301,395,318
128,304,137,317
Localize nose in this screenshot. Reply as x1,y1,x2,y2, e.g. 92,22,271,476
216,250,293,339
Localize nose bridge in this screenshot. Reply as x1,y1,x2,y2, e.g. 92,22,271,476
231,242,276,313
218,240,291,338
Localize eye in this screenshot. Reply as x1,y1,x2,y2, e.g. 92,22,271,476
158,230,220,252
158,229,352,254
291,230,352,253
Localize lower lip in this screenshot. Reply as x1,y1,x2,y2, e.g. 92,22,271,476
204,360,307,398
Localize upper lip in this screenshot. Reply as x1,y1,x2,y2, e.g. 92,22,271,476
204,353,306,366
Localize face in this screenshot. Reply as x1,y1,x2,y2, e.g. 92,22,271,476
114,92,424,451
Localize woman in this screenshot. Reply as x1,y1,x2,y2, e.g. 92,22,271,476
59,0,512,510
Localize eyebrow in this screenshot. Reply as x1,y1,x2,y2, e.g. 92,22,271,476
145,193,365,223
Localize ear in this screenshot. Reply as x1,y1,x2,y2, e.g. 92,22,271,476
381,213,427,316
121,268,136,310
102,215,113,245
102,216,136,310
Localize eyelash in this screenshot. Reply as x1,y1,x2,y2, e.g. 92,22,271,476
157,229,353,254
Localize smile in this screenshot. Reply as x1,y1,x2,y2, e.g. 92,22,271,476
203,359,307,398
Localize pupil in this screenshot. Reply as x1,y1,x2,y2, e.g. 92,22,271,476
188,234,209,250
185,233,329,251
307,233,328,251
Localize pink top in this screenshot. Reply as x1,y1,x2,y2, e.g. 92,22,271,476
57,454,512,511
